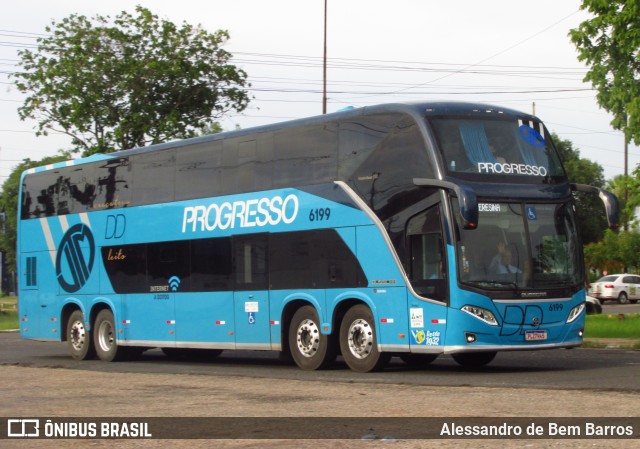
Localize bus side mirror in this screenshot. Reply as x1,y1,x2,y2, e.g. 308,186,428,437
413,178,478,229
570,183,620,229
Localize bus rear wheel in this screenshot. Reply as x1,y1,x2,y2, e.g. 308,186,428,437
340,304,389,373
451,351,497,368
94,309,127,362
289,305,336,370
67,310,95,360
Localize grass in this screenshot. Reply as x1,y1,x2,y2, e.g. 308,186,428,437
0,311,18,331
0,296,18,331
584,313,640,339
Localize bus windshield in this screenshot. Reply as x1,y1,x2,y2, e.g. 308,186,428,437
456,201,583,291
430,117,565,182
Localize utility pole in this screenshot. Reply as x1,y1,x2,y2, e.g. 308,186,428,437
322,0,327,114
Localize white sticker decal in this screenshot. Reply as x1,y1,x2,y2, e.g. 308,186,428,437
245,302,259,313
410,308,424,328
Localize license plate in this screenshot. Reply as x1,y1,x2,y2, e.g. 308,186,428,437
525,330,548,341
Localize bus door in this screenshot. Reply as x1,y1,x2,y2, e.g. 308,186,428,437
123,241,185,345
406,202,449,351
233,234,271,349
174,238,235,347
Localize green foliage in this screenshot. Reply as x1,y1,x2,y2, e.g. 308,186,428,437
0,152,71,271
614,164,640,230
12,6,249,156
569,0,640,144
585,228,640,273
195,121,224,137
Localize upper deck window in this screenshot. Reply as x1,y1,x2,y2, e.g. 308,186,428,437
430,117,565,183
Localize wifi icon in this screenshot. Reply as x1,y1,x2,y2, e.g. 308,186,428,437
168,276,181,291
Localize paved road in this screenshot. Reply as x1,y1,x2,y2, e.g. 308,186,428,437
601,302,640,314
1,333,638,392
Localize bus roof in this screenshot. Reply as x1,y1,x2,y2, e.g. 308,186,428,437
25,101,539,173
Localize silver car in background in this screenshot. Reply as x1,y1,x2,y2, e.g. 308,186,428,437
589,274,640,304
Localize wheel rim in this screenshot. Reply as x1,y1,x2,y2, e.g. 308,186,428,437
347,318,373,359
97,319,115,353
295,318,320,358
70,320,86,352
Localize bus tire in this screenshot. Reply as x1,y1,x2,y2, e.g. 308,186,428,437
289,305,336,370
94,309,126,362
339,304,389,373
67,309,95,360
451,351,497,368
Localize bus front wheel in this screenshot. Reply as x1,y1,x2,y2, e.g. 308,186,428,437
94,309,127,362
67,310,95,360
339,305,389,373
288,305,336,370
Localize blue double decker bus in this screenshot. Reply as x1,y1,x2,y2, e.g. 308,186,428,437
17,102,618,372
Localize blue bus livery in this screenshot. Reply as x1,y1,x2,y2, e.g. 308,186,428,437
18,102,618,372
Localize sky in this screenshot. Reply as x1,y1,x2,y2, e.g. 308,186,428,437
0,0,637,183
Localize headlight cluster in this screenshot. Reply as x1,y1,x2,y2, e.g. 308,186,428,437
566,303,585,323
461,305,498,326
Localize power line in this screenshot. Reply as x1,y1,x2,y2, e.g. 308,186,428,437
248,86,593,96
384,9,582,96
545,121,621,136
0,29,47,37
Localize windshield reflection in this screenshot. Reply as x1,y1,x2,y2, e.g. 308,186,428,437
456,201,582,291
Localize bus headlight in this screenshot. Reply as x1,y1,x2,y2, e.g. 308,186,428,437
566,303,585,323
461,305,498,326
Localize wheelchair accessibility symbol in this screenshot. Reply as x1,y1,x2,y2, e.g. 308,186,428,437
248,312,256,324
526,207,537,221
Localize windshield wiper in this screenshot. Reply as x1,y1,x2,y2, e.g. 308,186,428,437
466,280,520,291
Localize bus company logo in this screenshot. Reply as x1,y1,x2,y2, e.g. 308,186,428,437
411,329,441,346
182,194,299,233
477,162,548,177
56,223,96,293
500,305,544,336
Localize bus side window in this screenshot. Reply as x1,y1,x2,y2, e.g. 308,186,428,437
190,238,232,292
234,235,268,291
406,204,447,301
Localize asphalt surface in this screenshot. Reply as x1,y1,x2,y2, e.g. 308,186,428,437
1,333,638,392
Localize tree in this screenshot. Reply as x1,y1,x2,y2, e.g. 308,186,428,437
569,0,640,144
585,228,640,275
13,6,250,156
552,132,608,244
0,152,72,273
